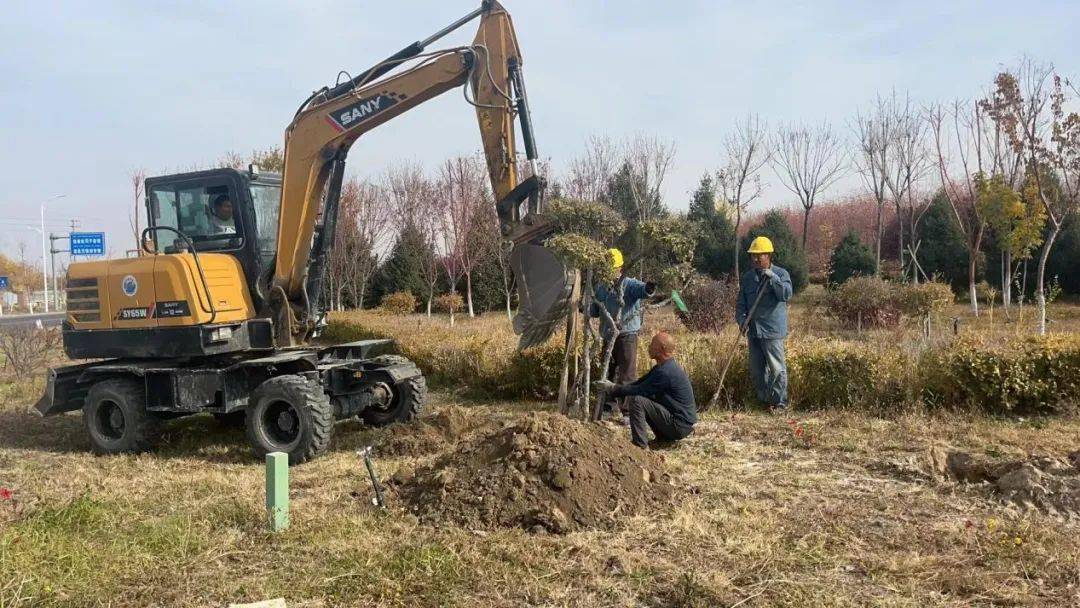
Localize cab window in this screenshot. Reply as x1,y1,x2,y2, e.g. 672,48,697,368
149,181,244,252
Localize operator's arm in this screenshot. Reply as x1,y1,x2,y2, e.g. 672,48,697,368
771,268,793,302
610,366,666,399
623,278,656,303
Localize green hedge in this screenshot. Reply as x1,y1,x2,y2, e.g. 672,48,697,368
324,314,1080,416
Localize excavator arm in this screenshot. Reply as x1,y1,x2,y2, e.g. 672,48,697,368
271,0,571,348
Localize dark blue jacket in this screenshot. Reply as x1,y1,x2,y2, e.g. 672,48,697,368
590,276,651,339
736,265,793,339
611,358,697,431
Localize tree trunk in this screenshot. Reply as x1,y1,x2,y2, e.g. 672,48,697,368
967,225,983,317
733,213,741,277
1035,221,1061,336
801,207,811,251
426,291,433,316
897,213,905,280
874,202,883,275
1001,252,1011,314
579,270,595,420
463,272,473,317
557,271,580,416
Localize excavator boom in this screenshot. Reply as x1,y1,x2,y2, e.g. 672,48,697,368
272,0,571,348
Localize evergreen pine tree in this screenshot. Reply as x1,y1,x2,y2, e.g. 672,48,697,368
827,230,876,285
919,192,976,291
688,173,736,278
370,223,432,304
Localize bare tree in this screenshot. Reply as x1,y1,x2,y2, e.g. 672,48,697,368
326,177,392,310
716,115,769,277
564,135,619,201
853,95,898,273
883,100,934,280
437,156,490,317
130,169,146,251
984,59,1080,334
623,134,676,275
772,122,847,250
624,134,676,223
927,101,989,314
382,161,440,314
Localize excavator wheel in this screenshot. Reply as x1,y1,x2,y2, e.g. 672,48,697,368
360,355,427,427
245,375,334,465
83,378,163,455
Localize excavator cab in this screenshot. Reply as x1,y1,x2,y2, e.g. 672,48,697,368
144,167,281,312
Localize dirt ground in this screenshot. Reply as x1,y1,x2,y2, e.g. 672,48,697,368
1,380,1079,607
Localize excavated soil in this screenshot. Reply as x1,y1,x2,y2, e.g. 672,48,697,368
888,448,1080,518
392,412,673,533
373,405,487,457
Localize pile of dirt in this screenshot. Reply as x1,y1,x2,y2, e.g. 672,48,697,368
393,411,672,533
930,448,1080,517
374,405,484,457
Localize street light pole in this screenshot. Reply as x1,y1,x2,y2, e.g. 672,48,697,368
40,205,49,313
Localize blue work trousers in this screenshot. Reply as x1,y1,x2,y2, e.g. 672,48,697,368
748,337,788,408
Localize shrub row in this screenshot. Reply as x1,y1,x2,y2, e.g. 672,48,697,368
826,277,954,329
324,312,1080,416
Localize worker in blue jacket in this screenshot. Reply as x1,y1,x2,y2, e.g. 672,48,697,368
736,236,793,412
590,248,655,418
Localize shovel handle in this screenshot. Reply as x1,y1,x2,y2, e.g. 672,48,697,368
704,280,770,411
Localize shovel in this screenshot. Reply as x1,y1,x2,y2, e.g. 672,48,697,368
704,280,769,411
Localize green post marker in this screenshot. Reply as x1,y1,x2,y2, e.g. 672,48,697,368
265,452,289,532
671,290,689,313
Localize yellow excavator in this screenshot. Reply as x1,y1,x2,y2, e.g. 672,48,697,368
36,1,573,464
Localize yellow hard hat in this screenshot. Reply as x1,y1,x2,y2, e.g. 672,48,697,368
608,248,624,270
747,236,774,254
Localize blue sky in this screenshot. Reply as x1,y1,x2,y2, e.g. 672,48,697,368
1,0,1076,265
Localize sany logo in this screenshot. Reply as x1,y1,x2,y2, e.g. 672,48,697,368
339,97,382,126
325,93,402,132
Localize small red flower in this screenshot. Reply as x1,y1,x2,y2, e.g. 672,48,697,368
0,487,12,501
787,418,796,426
964,519,974,529
794,427,804,437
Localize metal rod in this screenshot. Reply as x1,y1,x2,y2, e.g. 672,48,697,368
359,447,385,509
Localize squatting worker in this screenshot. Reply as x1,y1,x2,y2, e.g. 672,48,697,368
210,194,236,234
594,332,697,449
737,236,793,412
590,248,656,420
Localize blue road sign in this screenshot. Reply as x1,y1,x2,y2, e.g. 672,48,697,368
0,276,8,289
70,232,105,256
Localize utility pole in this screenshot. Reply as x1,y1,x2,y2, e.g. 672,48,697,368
49,218,80,309
29,194,67,313
40,205,49,312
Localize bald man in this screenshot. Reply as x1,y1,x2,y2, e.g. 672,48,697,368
595,332,698,448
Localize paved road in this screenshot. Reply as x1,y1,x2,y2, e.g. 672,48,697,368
0,311,66,328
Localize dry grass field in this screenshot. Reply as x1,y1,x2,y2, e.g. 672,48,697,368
0,295,1078,607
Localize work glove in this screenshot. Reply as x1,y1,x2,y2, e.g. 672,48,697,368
762,268,776,281
593,379,616,392
644,281,657,296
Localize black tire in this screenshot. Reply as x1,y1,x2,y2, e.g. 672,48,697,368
360,355,427,427
245,375,333,465
83,378,162,455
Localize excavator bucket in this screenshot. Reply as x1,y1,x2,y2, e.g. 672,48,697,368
510,243,575,350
